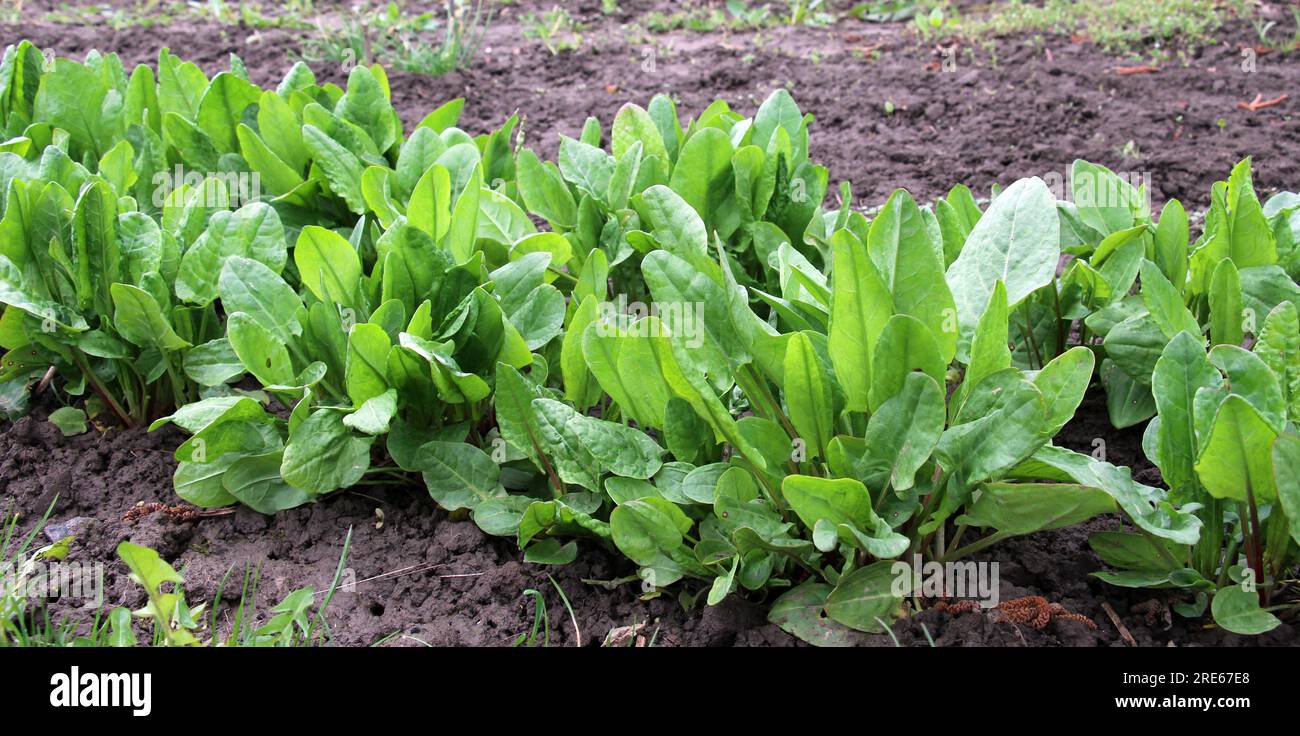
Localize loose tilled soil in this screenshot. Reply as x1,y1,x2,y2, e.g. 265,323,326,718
2,1,1299,646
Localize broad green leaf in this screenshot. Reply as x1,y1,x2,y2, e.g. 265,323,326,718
668,127,733,233
295,225,361,308
302,123,366,214
867,189,956,361
1140,259,1200,340
408,162,452,241
346,322,392,406
1252,301,1300,423
861,372,944,493
782,475,872,530
280,409,373,494
636,185,707,257
664,396,712,465
1015,445,1201,544
824,561,906,633
1209,257,1244,346
47,406,88,436
1153,198,1190,289
342,388,398,435
768,581,867,647
869,314,945,411
1151,332,1223,496
227,311,295,387
217,256,305,345
1211,584,1280,635
517,148,576,229
611,103,669,173
418,440,504,511
1194,395,1279,503
783,331,833,457
1209,344,1285,431
175,203,286,305
1032,346,1095,437
958,482,1116,535
945,177,1059,357
568,413,665,480
1272,433,1300,547
111,283,189,351
828,229,892,412
223,451,311,514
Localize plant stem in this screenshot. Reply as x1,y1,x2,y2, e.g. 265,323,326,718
71,349,135,428
942,530,1011,563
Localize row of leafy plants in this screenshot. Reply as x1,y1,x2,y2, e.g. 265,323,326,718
0,41,1297,643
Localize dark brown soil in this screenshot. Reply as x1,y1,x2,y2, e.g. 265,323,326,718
4,0,1298,211
2,1,1298,646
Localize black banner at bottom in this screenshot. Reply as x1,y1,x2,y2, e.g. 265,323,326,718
2,645,1285,722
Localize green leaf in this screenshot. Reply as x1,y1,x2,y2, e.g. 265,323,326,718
342,388,398,435
611,103,669,174
1088,531,1184,572
1020,445,1201,544
782,475,872,530
869,314,945,411
824,561,906,633
217,256,305,345
664,396,711,465
517,148,577,229
1153,198,1189,289
783,331,833,456
408,162,452,241
868,189,956,361
280,409,373,494
668,127,733,233
1209,344,1286,430
47,406,88,436
959,482,1116,536
935,377,1046,489
610,498,688,586
1272,433,1300,547
1211,584,1280,635
561,295,600,410
567,413,664,480
227,311,295,387
636,185,707,257
945,177,1059,357
861,372,944,492
828,229,892,412
302,123,366,214
768,581,867,647
110,283,189,351
295,225,361,309
1032,346,1095,437
418,440,504,511
1151,332,1223,497
223,451,311,514
346,322,392,406
1140,259,1200,340
1103,313,1166,385
524,539,579,565
1254,301,1300,423
1194,395,1279,503
1209,257,1244,346
175,203,286,305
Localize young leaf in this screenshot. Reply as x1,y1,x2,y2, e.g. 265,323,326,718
945,177,1059,358
783,331,833,458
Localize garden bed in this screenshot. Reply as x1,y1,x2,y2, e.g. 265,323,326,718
2,0,1299,647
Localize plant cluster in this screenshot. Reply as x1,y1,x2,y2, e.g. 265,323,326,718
1,41,1297,644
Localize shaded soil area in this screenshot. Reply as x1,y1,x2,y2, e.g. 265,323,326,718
4,387,1296,647
1,2,1298,646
